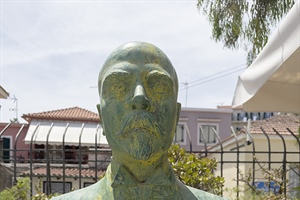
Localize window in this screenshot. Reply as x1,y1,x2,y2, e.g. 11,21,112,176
198,124,218,144
236,113,244,121
43,181,72,194
263,112,271,119
173,124,186,144
34,144,45,160
64,145,89,164
1,137,11,163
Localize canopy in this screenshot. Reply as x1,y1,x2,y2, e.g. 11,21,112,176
232,1,300,113
0,86,9,99
24,121,108,147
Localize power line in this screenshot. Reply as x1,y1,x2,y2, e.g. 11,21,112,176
179,63,246,91
192,63,245,84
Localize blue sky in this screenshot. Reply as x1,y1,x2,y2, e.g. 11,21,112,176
0,0,247,123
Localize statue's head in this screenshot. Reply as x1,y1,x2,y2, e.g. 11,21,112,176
97,41,181,161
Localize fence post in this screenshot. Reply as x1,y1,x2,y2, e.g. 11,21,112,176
94,125,100,182
213,127,224,196
260,127,272,192
273,128,287,198
29,123,40,196
62,123,70,194
230,126,240,199
78,123,85,189
46,123,54,195
13,124,25,185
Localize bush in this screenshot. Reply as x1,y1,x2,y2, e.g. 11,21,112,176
0,177,30,200
168,144,225,195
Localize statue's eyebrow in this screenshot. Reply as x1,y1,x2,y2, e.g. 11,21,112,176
103,70,132,84
148,70,171,78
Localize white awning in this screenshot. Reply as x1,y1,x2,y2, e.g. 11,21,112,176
0,86,9,99
24,121,108,147
232,1,300,113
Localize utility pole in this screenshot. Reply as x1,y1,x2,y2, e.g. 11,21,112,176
182,80,188,107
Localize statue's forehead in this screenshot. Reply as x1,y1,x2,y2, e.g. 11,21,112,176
98,42,179,98
102,61,170,76
100,57,175,82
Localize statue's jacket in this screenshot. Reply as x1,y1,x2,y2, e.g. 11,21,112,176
52,160,225,200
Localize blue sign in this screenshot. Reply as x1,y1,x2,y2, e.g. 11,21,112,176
254,181,280,194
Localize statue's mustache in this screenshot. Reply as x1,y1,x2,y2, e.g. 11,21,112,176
117,112,165,138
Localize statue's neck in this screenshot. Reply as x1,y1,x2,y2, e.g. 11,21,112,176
112,152,169,182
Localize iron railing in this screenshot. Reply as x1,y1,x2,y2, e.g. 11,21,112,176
0,122,299,199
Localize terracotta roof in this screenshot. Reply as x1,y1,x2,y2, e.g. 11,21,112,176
21,167,105,178
205,114,299,151
22,107,99,123
250,114,299,135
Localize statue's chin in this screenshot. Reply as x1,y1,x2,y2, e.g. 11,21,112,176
122,130,159,161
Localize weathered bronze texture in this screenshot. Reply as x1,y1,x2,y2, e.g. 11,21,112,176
52,42,225,199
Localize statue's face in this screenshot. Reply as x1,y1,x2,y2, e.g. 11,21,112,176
98,42,179,161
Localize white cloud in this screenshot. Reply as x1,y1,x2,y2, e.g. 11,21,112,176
0,1,246,122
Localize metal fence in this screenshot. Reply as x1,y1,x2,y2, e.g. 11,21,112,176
197,126,300,199
0,122,299,199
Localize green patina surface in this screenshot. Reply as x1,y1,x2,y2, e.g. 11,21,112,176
52,42,225,200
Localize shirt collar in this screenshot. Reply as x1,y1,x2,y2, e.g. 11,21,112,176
107,158,176,188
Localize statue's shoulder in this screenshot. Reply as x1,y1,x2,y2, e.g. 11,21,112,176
176,180,226,200
51,178,108,200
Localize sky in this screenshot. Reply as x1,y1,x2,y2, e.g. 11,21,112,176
0,0,248,123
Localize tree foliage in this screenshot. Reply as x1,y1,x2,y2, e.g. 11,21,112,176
0,177,58,200
168,144,224,195
0,177,30,200
197,0,295,65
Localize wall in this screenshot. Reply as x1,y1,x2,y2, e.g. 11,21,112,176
0,123,29,162
178,107,232,152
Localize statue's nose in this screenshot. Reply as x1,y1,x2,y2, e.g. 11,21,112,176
131,85,150,110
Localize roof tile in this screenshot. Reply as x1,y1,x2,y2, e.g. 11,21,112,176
22,107,99,122
251,114,299,135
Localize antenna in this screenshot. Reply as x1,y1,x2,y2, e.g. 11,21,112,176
9,95,18,122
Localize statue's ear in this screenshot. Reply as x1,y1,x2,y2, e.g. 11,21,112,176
97,104,105,135
176,102,181,126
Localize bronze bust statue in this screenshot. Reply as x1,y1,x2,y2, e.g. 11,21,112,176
52,42,225,199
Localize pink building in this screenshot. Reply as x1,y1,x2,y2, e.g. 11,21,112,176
174,107,232,152
0,122,29,163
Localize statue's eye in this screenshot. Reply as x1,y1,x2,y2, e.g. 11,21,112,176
150,81,170,94
147,74,173,97
111,83,127,93
102,72,133,99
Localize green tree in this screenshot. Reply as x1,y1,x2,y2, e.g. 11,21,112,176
197,0,295,65
168,144,224,195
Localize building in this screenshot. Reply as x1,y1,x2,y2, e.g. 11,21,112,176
218,105,277,131
0,122,29,191
175,107,232,152
0,107,110,194
205,114,300,199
